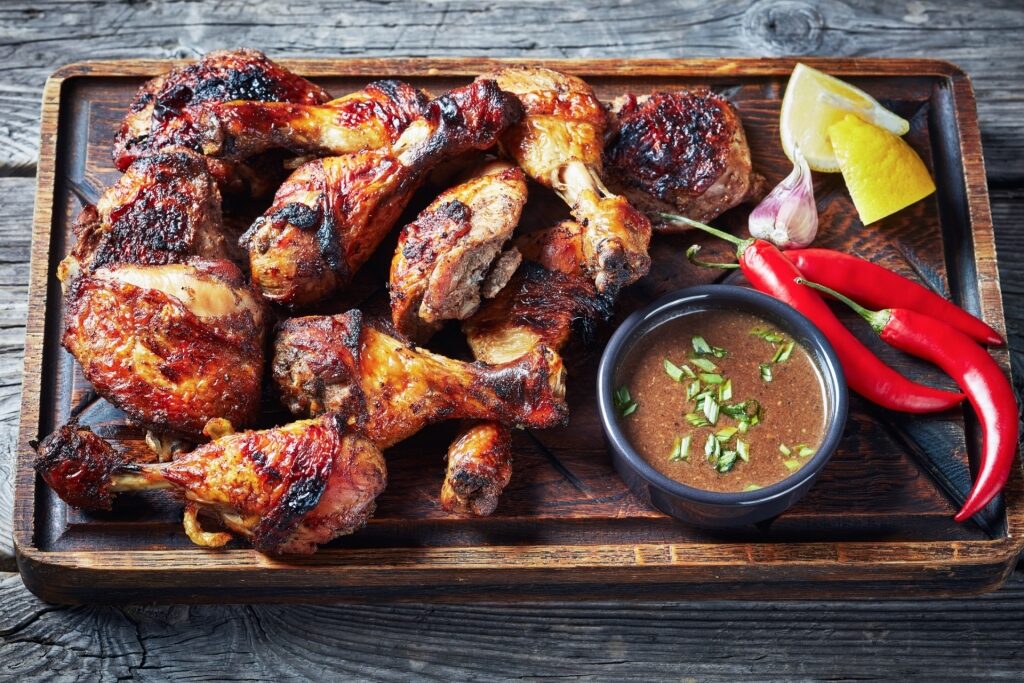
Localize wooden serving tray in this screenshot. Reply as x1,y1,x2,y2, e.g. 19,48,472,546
15,58,1024,603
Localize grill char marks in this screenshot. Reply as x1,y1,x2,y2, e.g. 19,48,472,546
605,90,763,225
59,150,229,283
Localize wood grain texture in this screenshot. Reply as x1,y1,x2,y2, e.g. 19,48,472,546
0,0,1022,184
0,0,1022,678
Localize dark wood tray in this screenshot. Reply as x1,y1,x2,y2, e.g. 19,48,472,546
14,58,1024,603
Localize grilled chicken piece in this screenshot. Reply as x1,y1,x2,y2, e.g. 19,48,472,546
480,66,651,295
605,90,763,227
62,259,268,440
243,80,523,308
272,310,567,448
115,49,330,178
443,221,613,516
156,79,428,166
440,422,513,516
58,150,230,285
34,416,386,555
390,160,527,343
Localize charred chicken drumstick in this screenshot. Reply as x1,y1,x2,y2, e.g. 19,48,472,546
272,310,568,448
114,49,331,195
58,149,230,283
442,221,612,515
389,159,527,343
479,66,652,296
242,79,522,308
62,259,268,440
604,90,763,227
34,415,386,555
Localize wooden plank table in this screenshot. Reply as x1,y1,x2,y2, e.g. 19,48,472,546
1,0,1022,678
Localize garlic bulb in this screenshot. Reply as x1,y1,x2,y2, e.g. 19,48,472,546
748,145,818,248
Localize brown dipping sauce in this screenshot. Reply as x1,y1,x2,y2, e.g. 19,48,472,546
616,309,827,493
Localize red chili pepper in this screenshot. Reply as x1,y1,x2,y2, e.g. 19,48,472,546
785,249,1004,346
797,278,1019,522
662,213,965,414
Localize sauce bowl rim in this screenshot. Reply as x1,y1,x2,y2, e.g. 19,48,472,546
597,284,849,507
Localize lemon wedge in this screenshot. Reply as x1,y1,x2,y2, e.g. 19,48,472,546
828,114,936,225
780,63,910,172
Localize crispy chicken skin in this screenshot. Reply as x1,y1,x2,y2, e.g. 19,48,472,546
62,259,268,440
444,221,613,516
114,48,330,171
163,79,429,165
271,310,567,448
605,90,763,226
242,80,523,308
479,66,651,296
58,150,229,285
440,422,513,516
34,415,387,555
390,160,527,343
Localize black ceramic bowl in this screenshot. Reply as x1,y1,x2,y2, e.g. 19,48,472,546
597,285,848,528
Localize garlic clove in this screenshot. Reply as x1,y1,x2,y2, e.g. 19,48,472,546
749,144,818,249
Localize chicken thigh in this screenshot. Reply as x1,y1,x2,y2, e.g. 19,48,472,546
62,259,268,439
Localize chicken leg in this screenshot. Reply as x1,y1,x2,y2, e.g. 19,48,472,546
479,66,652,296
242,80,523,308
34,415,386,555
271,310,567,448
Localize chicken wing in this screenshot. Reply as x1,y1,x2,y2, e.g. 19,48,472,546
34,415,386,555
271,310,567,448
243,80,523,308
479,66,651,296
62,259,268,440
389,160,527,343
605,90,763,227
58,149,230,285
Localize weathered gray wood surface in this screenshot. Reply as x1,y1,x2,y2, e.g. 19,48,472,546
1,0,1023,680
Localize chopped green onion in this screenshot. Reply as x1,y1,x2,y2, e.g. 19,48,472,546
783,459,801,472
799,446,815,458
669,435,691,462
717,449,737,473
699,373,724,385
685,412,711,428
711,345,728,359
772,340,795,364
705,433,721,461
779,444,792,456
743,483,762,492
737,421,749,434
736,439,749,462
703,395,720,425
686,380,702,400
716,426,739,443
692,336,713,355
759,363,773,382
718,379,732,402
690,357,718,373
663,358,685,382
681,364,697,379
750,327,786,344
614,386,637,417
